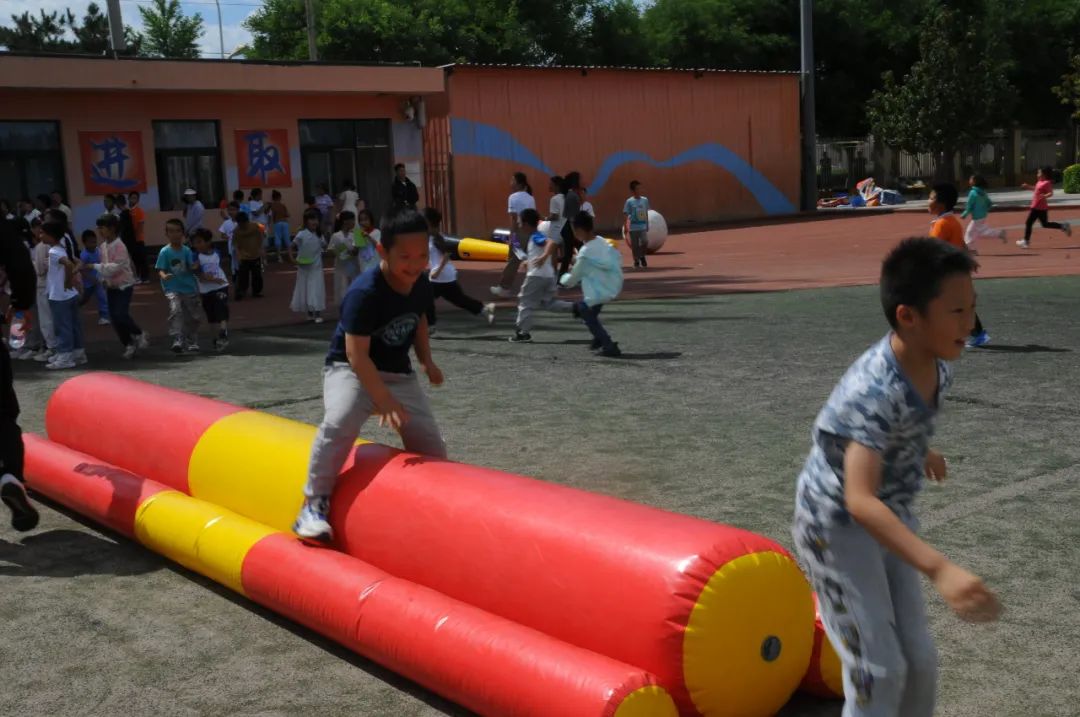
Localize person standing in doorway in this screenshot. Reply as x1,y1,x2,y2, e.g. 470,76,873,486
490,172,536,298
1017,166,1072,248
391,163,420,211
182,188,205,239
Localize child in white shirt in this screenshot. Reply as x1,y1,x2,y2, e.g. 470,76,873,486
289,209,326,322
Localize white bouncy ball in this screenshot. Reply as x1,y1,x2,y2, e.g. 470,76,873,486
646,210,668,254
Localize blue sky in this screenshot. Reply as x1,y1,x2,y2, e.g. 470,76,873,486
0,0,256,57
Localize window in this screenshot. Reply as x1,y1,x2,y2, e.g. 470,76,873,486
153,120,223,211
0,121,66,206
299,120,393,216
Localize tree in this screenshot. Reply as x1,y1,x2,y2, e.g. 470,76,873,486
867,1,1014,179
0,4,137,55
137,0,204,59
1053,52,1080,121
582,0,649,66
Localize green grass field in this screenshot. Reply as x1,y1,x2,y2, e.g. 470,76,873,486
3,275,1079,716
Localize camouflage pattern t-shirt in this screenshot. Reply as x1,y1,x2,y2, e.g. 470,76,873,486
795,334,952,525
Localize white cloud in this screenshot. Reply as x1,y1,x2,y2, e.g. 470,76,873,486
0,0,254,58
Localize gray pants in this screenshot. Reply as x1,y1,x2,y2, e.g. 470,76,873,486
166,292,202,342
793,513,937,717
629,230,648,263
305,363,446,498
33,287,55,350
516,275,572,332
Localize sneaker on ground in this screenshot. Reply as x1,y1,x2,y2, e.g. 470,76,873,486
1,474,39,532
600,343,622,358
1064,222,1073,237
185,342,200,353
966,331,991,348
170,339,184,353
10,347,34,360
97,317,111,325
640,258,648,268
214,338,230,352
483,303,496,325
122,343,137,359
293,496,332,543
137,332,150,350
1016,239,1030,248
74,349,88,365
490,286,511,298
590,338,603,350
314,316,325,324
509,331,533,343
33,349,55,363
46,353,76,370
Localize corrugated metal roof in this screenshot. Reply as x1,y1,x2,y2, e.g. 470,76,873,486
442,62,799,76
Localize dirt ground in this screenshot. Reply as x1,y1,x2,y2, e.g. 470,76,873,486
2,213,1079,716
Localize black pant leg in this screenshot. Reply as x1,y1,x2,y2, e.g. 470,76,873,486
1024,210,1038,241
440,281,483,315
0,343,24,483
252,262,264,296
972,313,984,337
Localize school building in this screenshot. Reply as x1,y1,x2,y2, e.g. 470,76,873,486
0,53,800,241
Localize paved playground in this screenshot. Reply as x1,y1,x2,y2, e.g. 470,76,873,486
3,210,1080,716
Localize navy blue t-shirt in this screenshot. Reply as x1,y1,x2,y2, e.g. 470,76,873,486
325,265,432,373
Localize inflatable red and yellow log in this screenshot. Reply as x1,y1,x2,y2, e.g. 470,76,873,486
24,433,679,717
45,374,815,717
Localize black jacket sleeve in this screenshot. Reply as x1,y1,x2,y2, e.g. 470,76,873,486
0,220,36,313
407,179,419,206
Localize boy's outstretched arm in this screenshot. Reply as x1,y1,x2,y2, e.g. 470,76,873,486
345,333,408,428
844,441,1000,622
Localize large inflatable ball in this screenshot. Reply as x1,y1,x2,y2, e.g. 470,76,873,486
646,210,668,254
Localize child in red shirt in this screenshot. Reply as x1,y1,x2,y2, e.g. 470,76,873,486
1018,166,1072,248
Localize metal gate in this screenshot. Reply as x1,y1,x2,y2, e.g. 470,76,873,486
423,115,455,233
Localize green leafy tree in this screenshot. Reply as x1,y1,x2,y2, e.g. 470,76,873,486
582,0,649,66
1053,51,1080,121
867,1,1014,179
137,0,204,59
243,0,307,61
0,4,138,54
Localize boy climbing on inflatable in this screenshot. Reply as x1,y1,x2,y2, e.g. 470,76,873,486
294,207,447,543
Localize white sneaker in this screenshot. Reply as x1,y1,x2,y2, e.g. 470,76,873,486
1016,239,1030,249
73,349,88,365
33,349,55,363
97,317,111,325
293,496,332,543
490,286,511,298
122,343,137,359
482,302,496,325
46,353,76,370
137,331,150,350
314,316,325,324
185,342,200,353
1064,222,1072,237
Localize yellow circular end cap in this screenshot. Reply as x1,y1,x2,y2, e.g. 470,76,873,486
683,551,815,717
612,685,678,717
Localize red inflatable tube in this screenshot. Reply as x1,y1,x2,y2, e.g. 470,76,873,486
23,434,677,717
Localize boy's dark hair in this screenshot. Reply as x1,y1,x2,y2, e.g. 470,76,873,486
629,180,641,191
880,237,978,329
128,190,140,199
81,229,97,242
96,213,119,230
228,201,240,210
394,163,405,171
193,227,213,244
423,206,442,226
303,208,321,224
42,221,66,240
931,183,958,211
572,210,594,232
304,195,315,205
233,190,244,201
379,207,428,250
36,193,51,207
250,188,262,198
550,175,565,193
236,211,250,223
165,218,185,233
971,175,987,189
45,209,67,224
103,193,115,203
357,208,374,224
114,193,128,207
271,190,282,200
519,208,540,228
564,172,582,191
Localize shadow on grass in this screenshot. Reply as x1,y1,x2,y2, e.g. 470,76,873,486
974,344,1071,354
0,528,162,578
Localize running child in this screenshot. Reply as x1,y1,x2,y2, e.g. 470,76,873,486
41,221,86,370
509,208,570,343
623,180,651,269
929,184,991,348
93,213,148,359
792,237,1000,717
156,218,202,353
327,210,359,306
960,175,1006,250
293,207,446,543
78,229,110,326
289,209,327,323
424,206,495,333
1018,166,1072,248
559,211,623,357
192,228,230,351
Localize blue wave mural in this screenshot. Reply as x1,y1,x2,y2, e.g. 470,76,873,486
450,117,795,215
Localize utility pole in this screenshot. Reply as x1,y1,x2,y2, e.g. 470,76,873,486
799,0,818,212
305,0,318,61
214,0,226,59
106,0,126,55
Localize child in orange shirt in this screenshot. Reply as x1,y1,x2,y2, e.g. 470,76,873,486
929,184,988,347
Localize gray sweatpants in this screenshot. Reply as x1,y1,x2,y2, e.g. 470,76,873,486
166,292,202,343
516,275,572,332
304,363,446,498
629,230,648,263
793,512,937,717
